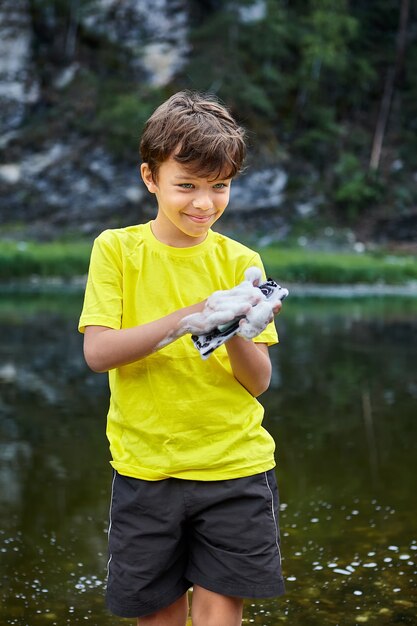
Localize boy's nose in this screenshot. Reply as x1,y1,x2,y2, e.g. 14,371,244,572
192,195,214,211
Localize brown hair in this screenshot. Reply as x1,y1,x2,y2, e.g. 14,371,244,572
140,91,246,181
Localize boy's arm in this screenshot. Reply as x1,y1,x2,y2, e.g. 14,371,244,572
225,299,282,397
83,273,268,373
225,339,272,397
83,300,206,373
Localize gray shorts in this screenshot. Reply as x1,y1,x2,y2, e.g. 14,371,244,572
106,470,285,618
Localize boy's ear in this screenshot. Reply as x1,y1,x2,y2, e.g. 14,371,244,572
140,163,158,193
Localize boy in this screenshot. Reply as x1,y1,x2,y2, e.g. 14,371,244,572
78,91,285,626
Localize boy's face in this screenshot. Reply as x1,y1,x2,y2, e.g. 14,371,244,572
141,157,232,246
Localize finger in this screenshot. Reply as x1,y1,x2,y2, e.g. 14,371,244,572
244,266,263,285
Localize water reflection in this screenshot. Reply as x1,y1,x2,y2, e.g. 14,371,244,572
0,294,416,625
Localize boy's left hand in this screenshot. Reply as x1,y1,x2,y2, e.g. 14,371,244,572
237,298,281,340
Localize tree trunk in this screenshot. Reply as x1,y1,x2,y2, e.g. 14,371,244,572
369,0,410,171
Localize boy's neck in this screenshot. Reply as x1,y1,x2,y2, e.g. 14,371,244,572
150,219,209,248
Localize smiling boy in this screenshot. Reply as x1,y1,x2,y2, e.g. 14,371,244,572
78,91,285,625
140,157,230,246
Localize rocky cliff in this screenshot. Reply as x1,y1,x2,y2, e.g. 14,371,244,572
0,2,414,247
0,1,294,241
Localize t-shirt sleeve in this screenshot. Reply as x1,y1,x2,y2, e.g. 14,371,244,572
78,231,123,333
242,252,279,347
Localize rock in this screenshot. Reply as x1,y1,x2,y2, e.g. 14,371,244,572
238,0,267,23
142,41,187,88
82,0,188,84
21,144,69,177
0,135,150,236
296,201,315,217
124,185,144,204
229,167,287,212
0,164,21,184
0,363,18,383
373,212,417,244
53,63,80,90
0,0,40,133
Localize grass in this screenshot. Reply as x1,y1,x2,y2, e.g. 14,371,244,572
0,240,91,280
0,239,416,285
261,246,417,285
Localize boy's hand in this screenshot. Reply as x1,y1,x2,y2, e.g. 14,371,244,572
187,268,287,360
237,287,283,340
180,278,263,335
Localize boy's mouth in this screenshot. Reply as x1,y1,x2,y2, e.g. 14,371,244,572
185,213,214,223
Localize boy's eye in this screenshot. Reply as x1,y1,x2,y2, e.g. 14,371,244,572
177,182,229,190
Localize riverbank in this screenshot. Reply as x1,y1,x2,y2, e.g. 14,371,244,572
2,277,417,299
1,239,417,288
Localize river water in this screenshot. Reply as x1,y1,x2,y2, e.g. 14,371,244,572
0,293,416,625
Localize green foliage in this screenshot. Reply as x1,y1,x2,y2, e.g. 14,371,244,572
260,246,417,285
178,0,417,220
292,106,341,163
300,0,359,76
94,91,158,158
0,241,91,280
332,153,384,218
180,1,292,134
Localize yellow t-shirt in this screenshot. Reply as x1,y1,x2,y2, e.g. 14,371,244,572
78,222,278,480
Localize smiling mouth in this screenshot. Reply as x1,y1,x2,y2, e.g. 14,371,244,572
185,214,214,223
